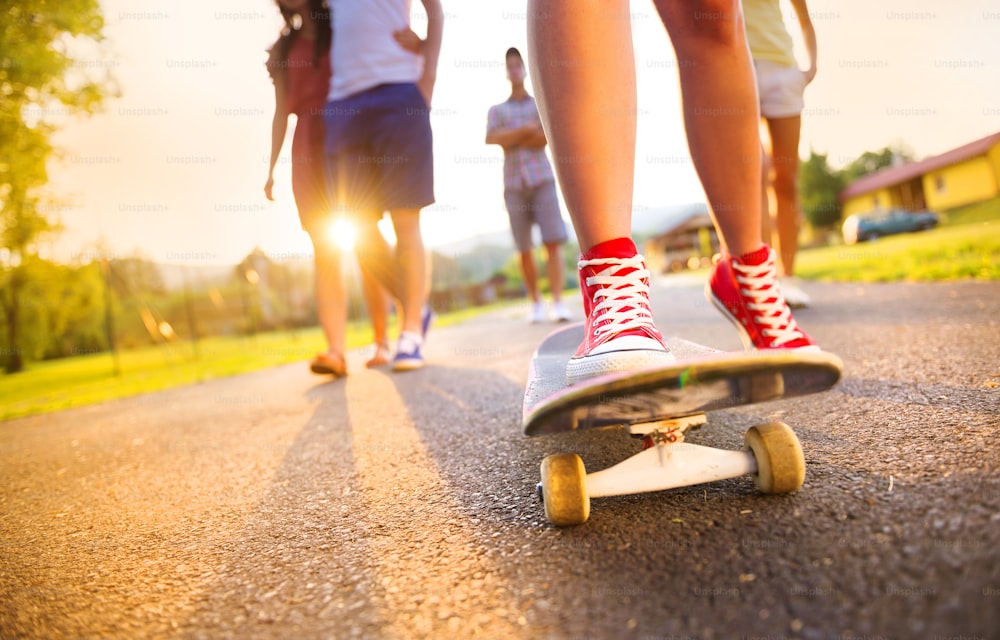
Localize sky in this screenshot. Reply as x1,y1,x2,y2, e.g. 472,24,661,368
41,0,1000,266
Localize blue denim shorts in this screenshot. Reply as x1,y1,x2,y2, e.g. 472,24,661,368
322,83,435,216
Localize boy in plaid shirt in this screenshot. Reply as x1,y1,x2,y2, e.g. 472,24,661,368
486,48,572,324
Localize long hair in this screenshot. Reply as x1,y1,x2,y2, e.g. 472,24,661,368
266,0,331,86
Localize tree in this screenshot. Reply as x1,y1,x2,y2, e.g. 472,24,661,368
0,1,112,372
799,150,846,229
842,144,915,183
109,255,167,299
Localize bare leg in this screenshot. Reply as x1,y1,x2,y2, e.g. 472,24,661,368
543,241,565,302
359,266,390,347
520,250,540,302
387,209,426,335
654,0,763,257
759,144,774,254
765,115,803,276
354,216,402,302
308,232,346,355
527,0,635,252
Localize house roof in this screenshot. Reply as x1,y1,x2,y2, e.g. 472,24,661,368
839,131,1000,202
646,209,713,240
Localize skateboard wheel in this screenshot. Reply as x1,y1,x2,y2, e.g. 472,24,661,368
744,422,805,494
539,453,590,526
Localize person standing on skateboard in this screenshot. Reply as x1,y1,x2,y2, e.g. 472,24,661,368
486,47,572,325
526,0,817,384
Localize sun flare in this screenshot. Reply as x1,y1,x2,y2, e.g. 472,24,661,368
327,218,357,252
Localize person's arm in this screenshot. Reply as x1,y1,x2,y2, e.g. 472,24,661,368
485,104,530,148
519,121,548,148
486,123,537,148
789,0,817,84
416,0,444,105
265,75,289,201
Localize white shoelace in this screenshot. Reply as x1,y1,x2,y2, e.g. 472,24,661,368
732,257,806,347
397,331,422,356
579,255,656,338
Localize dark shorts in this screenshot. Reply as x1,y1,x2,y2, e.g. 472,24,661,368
322,83,435,217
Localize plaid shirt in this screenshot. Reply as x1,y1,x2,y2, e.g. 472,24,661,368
486,96,555,191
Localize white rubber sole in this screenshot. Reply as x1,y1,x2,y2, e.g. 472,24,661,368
566,342,675,385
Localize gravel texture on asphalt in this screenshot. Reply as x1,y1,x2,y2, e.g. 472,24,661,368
2,279,998,639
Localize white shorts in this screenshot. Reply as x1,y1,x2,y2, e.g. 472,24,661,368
754,59,807,119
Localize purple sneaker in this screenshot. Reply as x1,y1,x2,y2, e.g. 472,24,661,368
392,332,425,372
421,305,434,340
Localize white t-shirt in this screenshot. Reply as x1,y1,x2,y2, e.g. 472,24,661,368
327,0,424,101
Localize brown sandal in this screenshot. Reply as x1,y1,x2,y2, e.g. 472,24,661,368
365,343,392,368
310,351,347,377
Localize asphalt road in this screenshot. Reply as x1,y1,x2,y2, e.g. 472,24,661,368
2,276,999,640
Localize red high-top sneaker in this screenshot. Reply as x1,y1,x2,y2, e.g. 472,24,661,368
567,238,674,384
706,246,818,351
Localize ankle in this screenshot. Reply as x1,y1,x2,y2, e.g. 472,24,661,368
734,245,771,266
399,330,422,345
581,237,637,261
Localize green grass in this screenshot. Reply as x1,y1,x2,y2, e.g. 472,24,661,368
0,302,510,421
795,198,999,282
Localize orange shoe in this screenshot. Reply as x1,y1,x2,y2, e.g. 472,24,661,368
310,351,347,377
365,343,392,368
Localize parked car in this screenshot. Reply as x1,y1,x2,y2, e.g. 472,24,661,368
842,208,940,245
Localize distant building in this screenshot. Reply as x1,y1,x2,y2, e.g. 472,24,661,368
839,131,1000,217
642,207,720,273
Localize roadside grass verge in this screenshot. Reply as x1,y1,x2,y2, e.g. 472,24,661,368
796,198,999,282
0,302,511,421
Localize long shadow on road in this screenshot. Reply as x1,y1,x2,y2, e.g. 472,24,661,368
180,378,402,639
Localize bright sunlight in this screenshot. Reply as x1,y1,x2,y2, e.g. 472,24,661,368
327,217,357,252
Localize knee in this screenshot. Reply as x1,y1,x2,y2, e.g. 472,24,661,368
309,230,335,258
353,222,383,251
771,162,798,197
390,210,422,240
659,0,744,49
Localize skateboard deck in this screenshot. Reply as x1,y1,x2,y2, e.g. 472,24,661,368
523,322,843,526
524,322,841,436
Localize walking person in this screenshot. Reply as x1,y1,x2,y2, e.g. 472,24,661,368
486,47,572,324
264,0,393,376
322,0,443,371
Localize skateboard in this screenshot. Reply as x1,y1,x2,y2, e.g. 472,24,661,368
523,322,843,526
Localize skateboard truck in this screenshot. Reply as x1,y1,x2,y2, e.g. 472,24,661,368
631,413,707,447
538,420,805,527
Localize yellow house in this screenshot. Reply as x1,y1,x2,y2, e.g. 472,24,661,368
840,131,1000,217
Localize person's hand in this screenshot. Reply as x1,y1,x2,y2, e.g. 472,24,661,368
264,175,275,201
393,28,424,54
804,66,817,85
417,74,435,107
